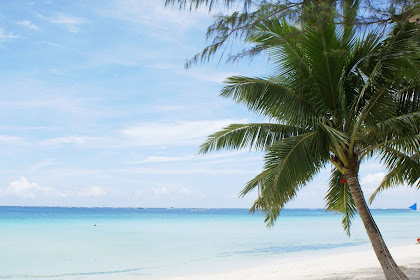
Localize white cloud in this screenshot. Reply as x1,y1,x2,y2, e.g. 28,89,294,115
0,87,93,115
78,186,107,197
41,41,62,48
0,27,18,42
0,177,64,199
134,190,143,197
18,20,39,30
48,68,65,75
0,135,26,145
178,186,191,195
182,70,239,84
41,14,84,33
30,158,56,172
361,172,385,185
360,172,386,193
0,125,58,131
152,186,170,196
81,46,163,67
132,151,247,164
101,0,210,29
153,105,187,112
149,64,237,84
40,136,95,146
0,178,110,202
134,155,196,164
0,120,250,150
152,186,191,196
150,63,175,70
121,119,247,146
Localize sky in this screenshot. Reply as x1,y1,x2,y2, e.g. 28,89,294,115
0,0,417,209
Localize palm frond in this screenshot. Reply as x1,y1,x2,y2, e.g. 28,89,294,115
199,123,307,153
304,14,347,113
396,85,420,115
351,23,419,120
250,19,334,116
241,130,330,226
165,0,252,11
249,19,311,77
221,75,319,126
361,111,420,150
318,122,350,165
369,147,420,203
325,168,357,236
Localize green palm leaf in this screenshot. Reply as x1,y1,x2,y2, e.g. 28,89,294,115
199,123,307,153
241,130,330,226
325,168,357,236
369,148,420,203
222,76,318,126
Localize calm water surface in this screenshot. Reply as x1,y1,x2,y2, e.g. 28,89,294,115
0,207,418,279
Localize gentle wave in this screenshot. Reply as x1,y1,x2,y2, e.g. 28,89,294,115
235,241,367,256
0,268,143,279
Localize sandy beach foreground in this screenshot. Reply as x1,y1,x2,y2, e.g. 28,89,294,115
164,244,420,280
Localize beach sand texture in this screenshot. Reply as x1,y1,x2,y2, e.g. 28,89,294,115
164,244,420,280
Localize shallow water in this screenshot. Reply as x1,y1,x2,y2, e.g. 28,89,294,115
0,207,418,279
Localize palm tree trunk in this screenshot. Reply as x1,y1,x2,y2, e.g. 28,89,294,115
345,168,408,280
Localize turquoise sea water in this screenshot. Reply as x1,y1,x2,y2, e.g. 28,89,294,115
0,207,418,279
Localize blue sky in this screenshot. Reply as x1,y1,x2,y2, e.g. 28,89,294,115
0,0,417,209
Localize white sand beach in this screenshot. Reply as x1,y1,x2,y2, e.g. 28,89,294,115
164,244,420,280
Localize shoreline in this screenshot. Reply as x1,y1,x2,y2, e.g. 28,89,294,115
160,243,420,280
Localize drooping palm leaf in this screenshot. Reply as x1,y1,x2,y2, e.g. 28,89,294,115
325,168,357,236
369,148,420,203
241,129,330,225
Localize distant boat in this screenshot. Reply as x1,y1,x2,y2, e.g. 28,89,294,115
409,203,418,211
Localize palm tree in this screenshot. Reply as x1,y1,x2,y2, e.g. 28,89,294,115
166,0,420,67
199,3,420,280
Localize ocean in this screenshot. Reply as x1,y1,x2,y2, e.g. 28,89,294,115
0,207,418,280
